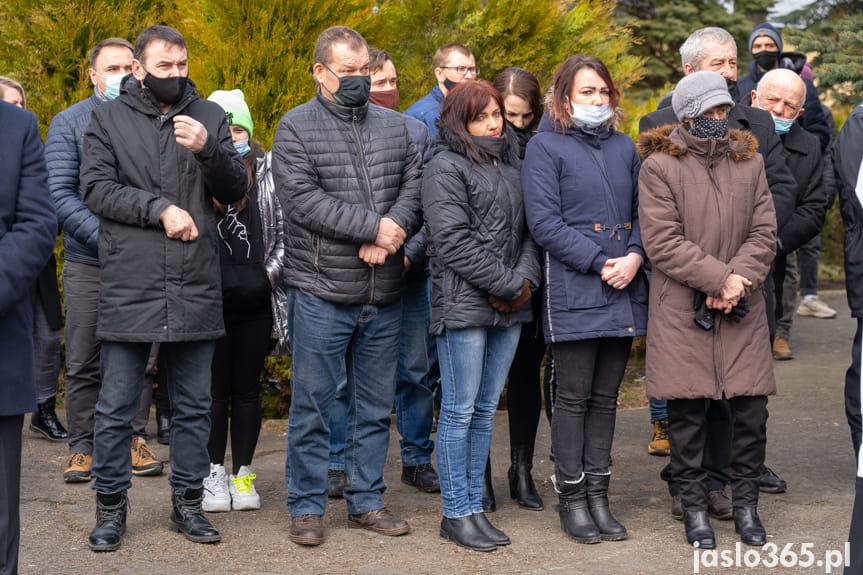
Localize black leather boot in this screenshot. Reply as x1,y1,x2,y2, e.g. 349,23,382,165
585,473,627,541
555,476,601,544
30,397,68,441
683,509,715,549
440,516,497,552
168,487,221,543
156,414,171,445
734,507,767,546
482,457,496,513
470,512,510,545
508,446,543,510
88,491,128,552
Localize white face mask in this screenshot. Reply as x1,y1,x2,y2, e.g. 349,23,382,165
95,72,125,100
567,99,614,129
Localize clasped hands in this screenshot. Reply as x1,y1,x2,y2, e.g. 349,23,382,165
489,278,533,313
359,217,406,266
600,252,642,290
706,273,752,314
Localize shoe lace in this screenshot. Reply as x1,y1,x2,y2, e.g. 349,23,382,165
231,473,256,494
68,453,87,467
136,441,157,461
654,421,669,441
204,470,228,495
96,497,128,524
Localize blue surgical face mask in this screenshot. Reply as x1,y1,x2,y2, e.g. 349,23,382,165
772,114,795,136
234,139,251,157
567,100,614,129
96,72,125,101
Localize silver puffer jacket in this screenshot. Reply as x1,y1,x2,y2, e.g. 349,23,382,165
256,151,290,351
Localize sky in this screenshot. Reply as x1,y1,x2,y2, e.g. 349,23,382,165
769,0,812,17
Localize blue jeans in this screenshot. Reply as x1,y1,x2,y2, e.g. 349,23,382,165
92,340,214,493
435,325,521,518
285,288,401,517
328,276,434,469
649,398,668,423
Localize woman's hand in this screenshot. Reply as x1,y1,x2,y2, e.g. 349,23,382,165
708,273,752,314
600,253,643,290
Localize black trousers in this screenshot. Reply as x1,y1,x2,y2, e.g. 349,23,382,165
667,396,768,511
551,338,632,483
847,476,863,575
661,398,732,495
208,315,272,474
506,321,546,450
0,415,23,575
846,318,863,452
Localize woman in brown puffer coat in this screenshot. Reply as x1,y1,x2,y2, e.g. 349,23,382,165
637,71,777,551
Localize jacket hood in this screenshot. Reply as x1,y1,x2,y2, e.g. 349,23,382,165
434,119,521,165
637,124,758,162
779,51,807,74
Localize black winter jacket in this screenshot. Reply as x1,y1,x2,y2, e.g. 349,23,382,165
835,102,863,316
776,122,829,255
422,124,541,335
271,91,422,306
81,76,247,341
639,103,796,232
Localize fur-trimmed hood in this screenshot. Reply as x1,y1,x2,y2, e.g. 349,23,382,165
637,124,758,162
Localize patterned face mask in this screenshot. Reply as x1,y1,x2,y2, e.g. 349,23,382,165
688,116,728,140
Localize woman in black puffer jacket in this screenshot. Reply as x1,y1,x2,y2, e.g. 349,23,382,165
422,80,541,552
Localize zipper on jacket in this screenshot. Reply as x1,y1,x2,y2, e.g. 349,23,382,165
313,234,320,272
351,113,378,304
714,315,726,398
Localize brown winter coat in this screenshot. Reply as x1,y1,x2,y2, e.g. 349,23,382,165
637,125,777,400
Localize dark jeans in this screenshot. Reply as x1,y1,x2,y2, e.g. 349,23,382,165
92,340,215,493
506,321,545,450
32,299,61,404
284,288,402,517
209,315,272,474
551,338,632,484
798,234,820,297
846,318,863,442
667,395,768,511
662,399,732,495
0,415,23,575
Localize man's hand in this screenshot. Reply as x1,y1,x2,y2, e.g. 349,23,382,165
600,253,643,290
375,217,406,255
404,255,412,272
359,243,388,266
489,296,513,313
173,115,208,153
159,204,198,241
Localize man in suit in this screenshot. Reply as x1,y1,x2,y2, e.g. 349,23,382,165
0,100,59,575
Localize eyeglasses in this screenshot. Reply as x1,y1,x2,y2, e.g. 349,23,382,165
439,66,481,77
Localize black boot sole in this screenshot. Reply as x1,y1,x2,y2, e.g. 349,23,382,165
559,518,601,544
168,519,222,543
599,531,628,541
439,528,497,552
29,423,67,442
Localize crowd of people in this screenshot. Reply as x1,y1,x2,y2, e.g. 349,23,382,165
2,18,863,574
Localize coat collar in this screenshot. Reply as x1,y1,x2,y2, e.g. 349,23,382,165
315,88,369,123
637,124,758,162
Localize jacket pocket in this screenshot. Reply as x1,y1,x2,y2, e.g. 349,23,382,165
564,269,606,309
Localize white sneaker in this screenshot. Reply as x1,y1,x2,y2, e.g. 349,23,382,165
796,295,837,318
202,463,231,512
229,465,261,510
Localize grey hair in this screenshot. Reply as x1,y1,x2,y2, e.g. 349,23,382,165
679,27,736,70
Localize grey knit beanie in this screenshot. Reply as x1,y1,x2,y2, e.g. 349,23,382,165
749,22,783,54
672,71,735,122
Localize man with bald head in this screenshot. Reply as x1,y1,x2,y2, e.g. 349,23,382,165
752,69,830,359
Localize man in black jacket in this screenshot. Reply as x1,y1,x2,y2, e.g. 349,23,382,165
272,26,422,547
751,69,830,360
639,26,798,520
80,25,247,552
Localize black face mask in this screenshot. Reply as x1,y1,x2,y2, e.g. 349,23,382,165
324,65,370,108
443,77,459,92
144,72,188,106
688,116,729,140
753,50,780,72
725,77,740,102
507,121,533,159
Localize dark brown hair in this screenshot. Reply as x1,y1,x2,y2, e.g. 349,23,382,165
368,48,391,74
439,79,504,164
133,26,186,64
88,37,134,68
493,67,543,130
548,54,619,132
313,26,368,68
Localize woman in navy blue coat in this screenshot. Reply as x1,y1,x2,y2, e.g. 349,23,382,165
522,55,647,544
